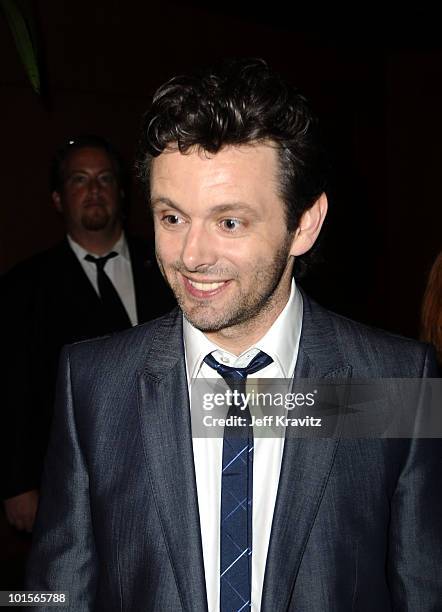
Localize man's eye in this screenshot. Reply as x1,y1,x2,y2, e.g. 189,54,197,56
71,175,87,184
220,218,241,231
99,173,115,185
162,214,182,225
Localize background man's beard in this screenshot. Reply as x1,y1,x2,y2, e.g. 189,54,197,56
81,207,111,231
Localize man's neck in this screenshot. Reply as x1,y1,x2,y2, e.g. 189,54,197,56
68,227,123,256
205,313,283,356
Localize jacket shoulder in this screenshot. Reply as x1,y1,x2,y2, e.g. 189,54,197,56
300,290,436,377
65,308,181,375
326,305,433,376
3,241,70,285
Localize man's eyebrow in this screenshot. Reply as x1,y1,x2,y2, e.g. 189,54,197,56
208,203,257,215
150,197,189,218
151,196,179,208
151,197,257,215
66,167,115,177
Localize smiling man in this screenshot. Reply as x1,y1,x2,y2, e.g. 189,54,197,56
27,61,441,611
150,144,324,353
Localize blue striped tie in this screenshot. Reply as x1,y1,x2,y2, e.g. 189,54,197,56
204,351,273,612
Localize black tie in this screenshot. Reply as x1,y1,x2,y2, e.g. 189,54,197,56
85,252,132,332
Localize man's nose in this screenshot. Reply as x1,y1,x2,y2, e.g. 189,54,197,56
181,222,217,272
88,177,101,194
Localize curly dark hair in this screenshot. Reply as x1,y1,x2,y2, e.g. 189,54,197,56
136,58,329,275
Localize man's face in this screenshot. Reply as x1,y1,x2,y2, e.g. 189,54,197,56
150,144,299,343
53,147,122,234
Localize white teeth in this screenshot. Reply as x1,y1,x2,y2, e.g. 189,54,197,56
188,280,225,291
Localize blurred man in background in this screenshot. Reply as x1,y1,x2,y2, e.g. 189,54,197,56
2,135,174,533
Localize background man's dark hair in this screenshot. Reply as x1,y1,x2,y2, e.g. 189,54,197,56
136,58,329,277
50,134,126,194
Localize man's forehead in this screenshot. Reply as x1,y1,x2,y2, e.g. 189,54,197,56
63,147,116,173
151,143,279,186
150,143,283,218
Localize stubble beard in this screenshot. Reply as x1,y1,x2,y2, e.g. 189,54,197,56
158,236,294,335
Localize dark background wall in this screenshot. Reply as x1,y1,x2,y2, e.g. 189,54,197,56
1,1,441,338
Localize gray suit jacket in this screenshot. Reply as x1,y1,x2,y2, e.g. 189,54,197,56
26,292,442,611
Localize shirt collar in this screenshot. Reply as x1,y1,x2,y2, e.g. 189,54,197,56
67,232,129,261
183,278,303,381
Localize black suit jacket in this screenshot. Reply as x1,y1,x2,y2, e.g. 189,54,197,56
27,292,442,610
1,237,175,499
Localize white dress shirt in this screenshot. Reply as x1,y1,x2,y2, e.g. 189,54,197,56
184,280,303,611
67,233,138,326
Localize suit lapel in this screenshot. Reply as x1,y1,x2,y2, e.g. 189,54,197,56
261,290,352,611
137,310,208,612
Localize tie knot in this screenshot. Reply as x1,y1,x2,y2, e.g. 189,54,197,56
85,251,118,270
204,350,273,382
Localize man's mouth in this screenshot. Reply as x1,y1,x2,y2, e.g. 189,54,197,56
85,200,105,208
183,276,229,297
188,279,225,291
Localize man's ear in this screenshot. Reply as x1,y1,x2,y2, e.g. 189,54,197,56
289,192,328,257
52,191,63,213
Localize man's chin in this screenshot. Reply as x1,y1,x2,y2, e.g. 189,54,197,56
178,301,225,333
81,212,111,232
183,314,228,333
168,278,251,332
181,302,246,334
82,223,109,232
